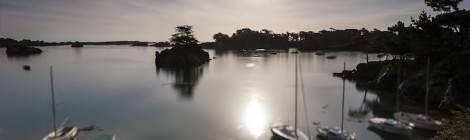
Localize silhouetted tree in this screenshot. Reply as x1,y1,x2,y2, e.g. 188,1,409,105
170,25,199,48
213,33,230,43
425,0,462,12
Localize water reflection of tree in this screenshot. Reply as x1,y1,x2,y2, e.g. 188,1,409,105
156,66,205,99
348,88,371,120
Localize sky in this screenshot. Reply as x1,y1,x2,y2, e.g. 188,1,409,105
1,0,469,42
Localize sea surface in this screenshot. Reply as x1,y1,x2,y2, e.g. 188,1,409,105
0,46,434,140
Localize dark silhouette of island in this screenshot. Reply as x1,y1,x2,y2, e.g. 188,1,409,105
334,0,470,114
5,45,42,57
71,42,84,48
155,25,210,68
131,42,148,46
152,41,171,47
207,28,391,52
0,38,163,47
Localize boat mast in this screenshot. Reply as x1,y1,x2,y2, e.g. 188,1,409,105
294,52,299,138
50,66,57,136
341,62,345,132
396,60,401,112
425,57,430,116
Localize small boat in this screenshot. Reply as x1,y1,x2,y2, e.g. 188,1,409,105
368,118,413,136
317,127,356,140
255,49,266,52
377,54,385,58
326,56,337,59
317,62,356,140
43,126,78,140
369,61,413,136
393,58,442,131
315,51,325,55
43,66,79,140
271,125,309,140
394,112,441,130
94,134,116,140
271,52,309,140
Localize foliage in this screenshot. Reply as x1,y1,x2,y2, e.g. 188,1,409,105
433,107,470,140
340,0,470,109
212,28,392,52
170,25,199,48
213,33,230,43
425,0,462,12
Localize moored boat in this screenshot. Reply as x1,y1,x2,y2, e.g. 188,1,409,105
315,51,325,55
43,66,79,140
271,52,309,140
326,56,337,59
393,112,442,130
317,62,356,140
316,126,355,140
93,134,116,140
272,125,309,140
42,126,78,140
393,58,442,131
368,118,413,136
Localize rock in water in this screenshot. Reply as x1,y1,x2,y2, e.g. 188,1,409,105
6,46,42,56
71,42,84,48
155,46,210,68
23,65,31,71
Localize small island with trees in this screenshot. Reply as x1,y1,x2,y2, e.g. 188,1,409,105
155,25,210,68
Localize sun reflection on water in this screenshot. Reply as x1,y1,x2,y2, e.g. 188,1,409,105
245,63,256,68
243,94,266,138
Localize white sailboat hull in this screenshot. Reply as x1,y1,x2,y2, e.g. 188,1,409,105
316,126,356,140
271,125,309,140
43,127,78,140
368,118,413,136
394,112,442,130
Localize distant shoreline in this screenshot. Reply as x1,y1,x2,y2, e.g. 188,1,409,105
0,38,171,48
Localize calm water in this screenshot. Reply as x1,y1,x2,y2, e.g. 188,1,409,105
0,46,431,140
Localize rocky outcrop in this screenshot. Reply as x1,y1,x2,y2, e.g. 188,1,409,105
333,61,386,81
6,46,42,56
155,46,210,68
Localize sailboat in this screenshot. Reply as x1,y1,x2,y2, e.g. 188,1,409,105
316,62,356,140
271,52,309,140
43,66,79,140
393,57,442,130
368,61,414,136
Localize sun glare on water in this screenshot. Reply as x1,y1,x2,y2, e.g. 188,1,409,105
243,94,266,138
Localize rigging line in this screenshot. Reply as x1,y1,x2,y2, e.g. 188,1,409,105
341,62,345,132
294,52,298,138
298,52,312,139
50,66,57,137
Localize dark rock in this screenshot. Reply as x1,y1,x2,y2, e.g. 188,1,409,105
155,46,210,68
71,42,84,48
23,65,31,71
6,45,42,56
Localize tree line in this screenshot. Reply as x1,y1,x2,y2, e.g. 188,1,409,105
212,28,392,52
